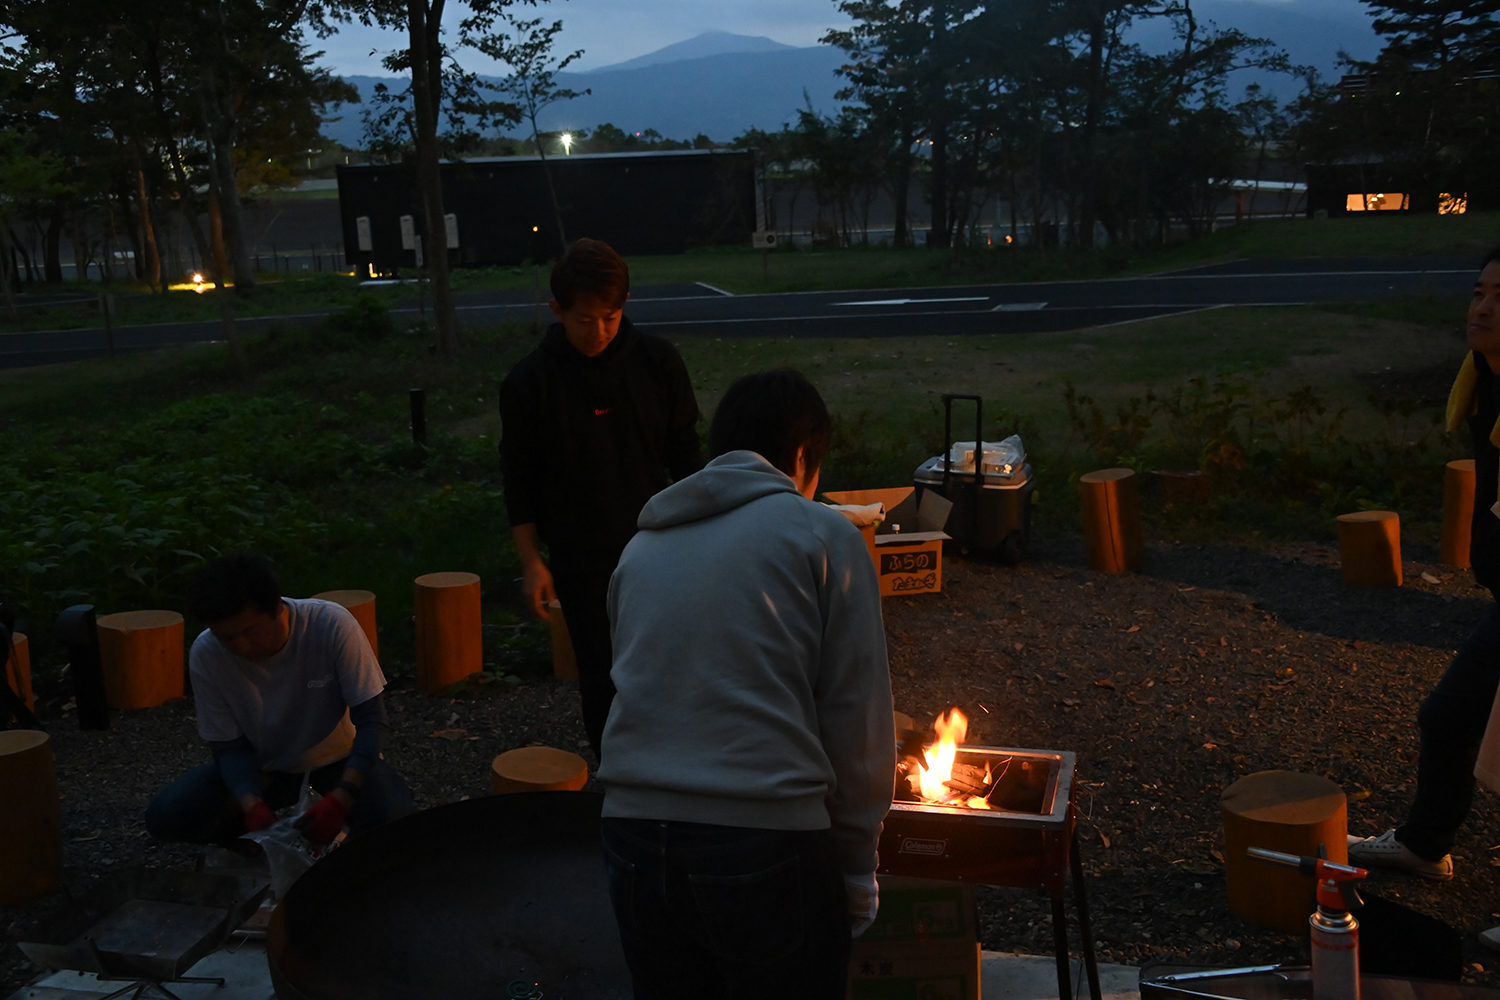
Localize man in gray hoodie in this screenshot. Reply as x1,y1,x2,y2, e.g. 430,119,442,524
598,369,894,999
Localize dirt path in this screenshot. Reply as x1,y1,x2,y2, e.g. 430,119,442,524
5,537,1498,991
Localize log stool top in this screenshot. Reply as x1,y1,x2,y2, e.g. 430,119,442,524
1079,468,1135,485
416,572,479,589
313,589,375,606
1336,510,1398,527
491,747,589,794
96,610,184,631
1222,770,1345,824
0,729,47,757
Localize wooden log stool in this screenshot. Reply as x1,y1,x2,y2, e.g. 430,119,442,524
313,589,379,659
1441,459,1476,568
414,572,482,695
490,747,589,795
1080,468,1144,573
96,610,185,709
1222,770,1347,935
0,730,64,905
546,600,577,681
5,632,34,714
1335,511,1403,587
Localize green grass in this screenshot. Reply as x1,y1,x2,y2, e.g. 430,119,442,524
0,282,1472,680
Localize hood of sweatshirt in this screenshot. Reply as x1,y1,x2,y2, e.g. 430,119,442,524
638,450,799,530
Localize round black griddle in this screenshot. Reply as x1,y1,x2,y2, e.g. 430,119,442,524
268,791,631,1000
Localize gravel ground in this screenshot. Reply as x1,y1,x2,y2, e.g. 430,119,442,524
5,535,1499,993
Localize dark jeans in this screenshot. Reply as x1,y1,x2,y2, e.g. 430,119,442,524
600,818,850,1000
1397,603,1500,860
144,756,416,845
552,550,621,761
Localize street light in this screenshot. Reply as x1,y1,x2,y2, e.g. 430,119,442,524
560,132,573,155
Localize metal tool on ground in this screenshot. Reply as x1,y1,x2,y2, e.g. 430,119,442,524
16,867,268,1000
913,394,1034,564
1250,846,1369,1000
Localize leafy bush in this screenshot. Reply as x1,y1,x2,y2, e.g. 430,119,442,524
325,295,395,343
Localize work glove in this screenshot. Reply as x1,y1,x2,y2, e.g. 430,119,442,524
295,793,350,846
845,871,879,938
243,800,277,833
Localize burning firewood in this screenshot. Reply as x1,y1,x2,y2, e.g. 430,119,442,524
943,762,992,798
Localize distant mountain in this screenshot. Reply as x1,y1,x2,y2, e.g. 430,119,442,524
322,45,847,147
592,31,797,73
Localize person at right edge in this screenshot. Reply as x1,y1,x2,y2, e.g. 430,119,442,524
597,370,894,998
499,238,701,761
1349,246,1500,949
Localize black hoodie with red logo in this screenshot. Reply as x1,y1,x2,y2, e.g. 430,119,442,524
499,317,702,560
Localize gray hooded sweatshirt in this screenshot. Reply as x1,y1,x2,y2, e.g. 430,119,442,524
599,450,895,874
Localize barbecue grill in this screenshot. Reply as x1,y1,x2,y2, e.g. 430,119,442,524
879,745,1101,1000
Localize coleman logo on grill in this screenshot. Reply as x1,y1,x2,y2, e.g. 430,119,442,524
899,837,948,856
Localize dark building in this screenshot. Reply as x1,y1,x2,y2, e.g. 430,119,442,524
337,149,756,273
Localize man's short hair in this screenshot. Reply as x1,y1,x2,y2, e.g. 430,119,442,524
550,239,630,311
710,369,833,479
185,553,282,623
1483,245,1500,270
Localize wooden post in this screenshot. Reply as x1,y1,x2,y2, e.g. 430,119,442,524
7,632,33,712
1222,770,1346,935
1335,511,1403,587
414,572,482,695
312,590,379,659
1080,468,1143,573
546,600,577,680
1440,459,1476,568
0,730,64,905
490,746,589,794
95,610,185,709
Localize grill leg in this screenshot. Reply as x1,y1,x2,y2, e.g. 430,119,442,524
1071,831,1103,1000
1050,890,1071,1000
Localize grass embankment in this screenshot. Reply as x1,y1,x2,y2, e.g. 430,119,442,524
0,290,1470,684
6,210,1496,333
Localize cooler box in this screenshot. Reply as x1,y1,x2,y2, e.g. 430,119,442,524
914,456,1034,564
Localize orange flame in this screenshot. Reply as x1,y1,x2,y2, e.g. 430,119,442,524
910,708,991,809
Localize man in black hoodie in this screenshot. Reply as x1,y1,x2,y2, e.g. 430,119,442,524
499,239,702,759
1349,248,1500,897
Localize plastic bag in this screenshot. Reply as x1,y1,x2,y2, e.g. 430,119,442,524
242,781,341,900
946,434,1025,475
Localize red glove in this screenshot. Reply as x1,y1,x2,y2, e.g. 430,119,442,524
295,793,350,845
244,800,277,832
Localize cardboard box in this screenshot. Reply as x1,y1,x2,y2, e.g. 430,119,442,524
848,876,980,1000
823,488,952,598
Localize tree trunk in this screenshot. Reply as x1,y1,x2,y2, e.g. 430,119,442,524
207,191,232,286
407,0,460,353
165,133,245,377
135,154,163,292
530,113,569,251
891,130,912,248
1077,6,1107,249
929,120,949,247
44,206,63,283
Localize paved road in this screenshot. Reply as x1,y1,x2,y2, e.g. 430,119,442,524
0,256,1476,369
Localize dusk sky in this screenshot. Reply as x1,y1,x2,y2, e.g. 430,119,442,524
309,0,1377,77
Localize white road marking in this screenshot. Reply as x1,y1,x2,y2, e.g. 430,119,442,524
831,296,990,307
694,281,734,296
992,301,1048,312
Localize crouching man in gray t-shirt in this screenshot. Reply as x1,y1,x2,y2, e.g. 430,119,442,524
145,553,414,847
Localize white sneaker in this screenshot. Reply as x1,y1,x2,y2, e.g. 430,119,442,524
1345,830,1453,880
1481,926,1500,954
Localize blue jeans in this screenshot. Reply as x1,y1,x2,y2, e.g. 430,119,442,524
600,818,850,1000
145,756,415,845
1397,603,1500,860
